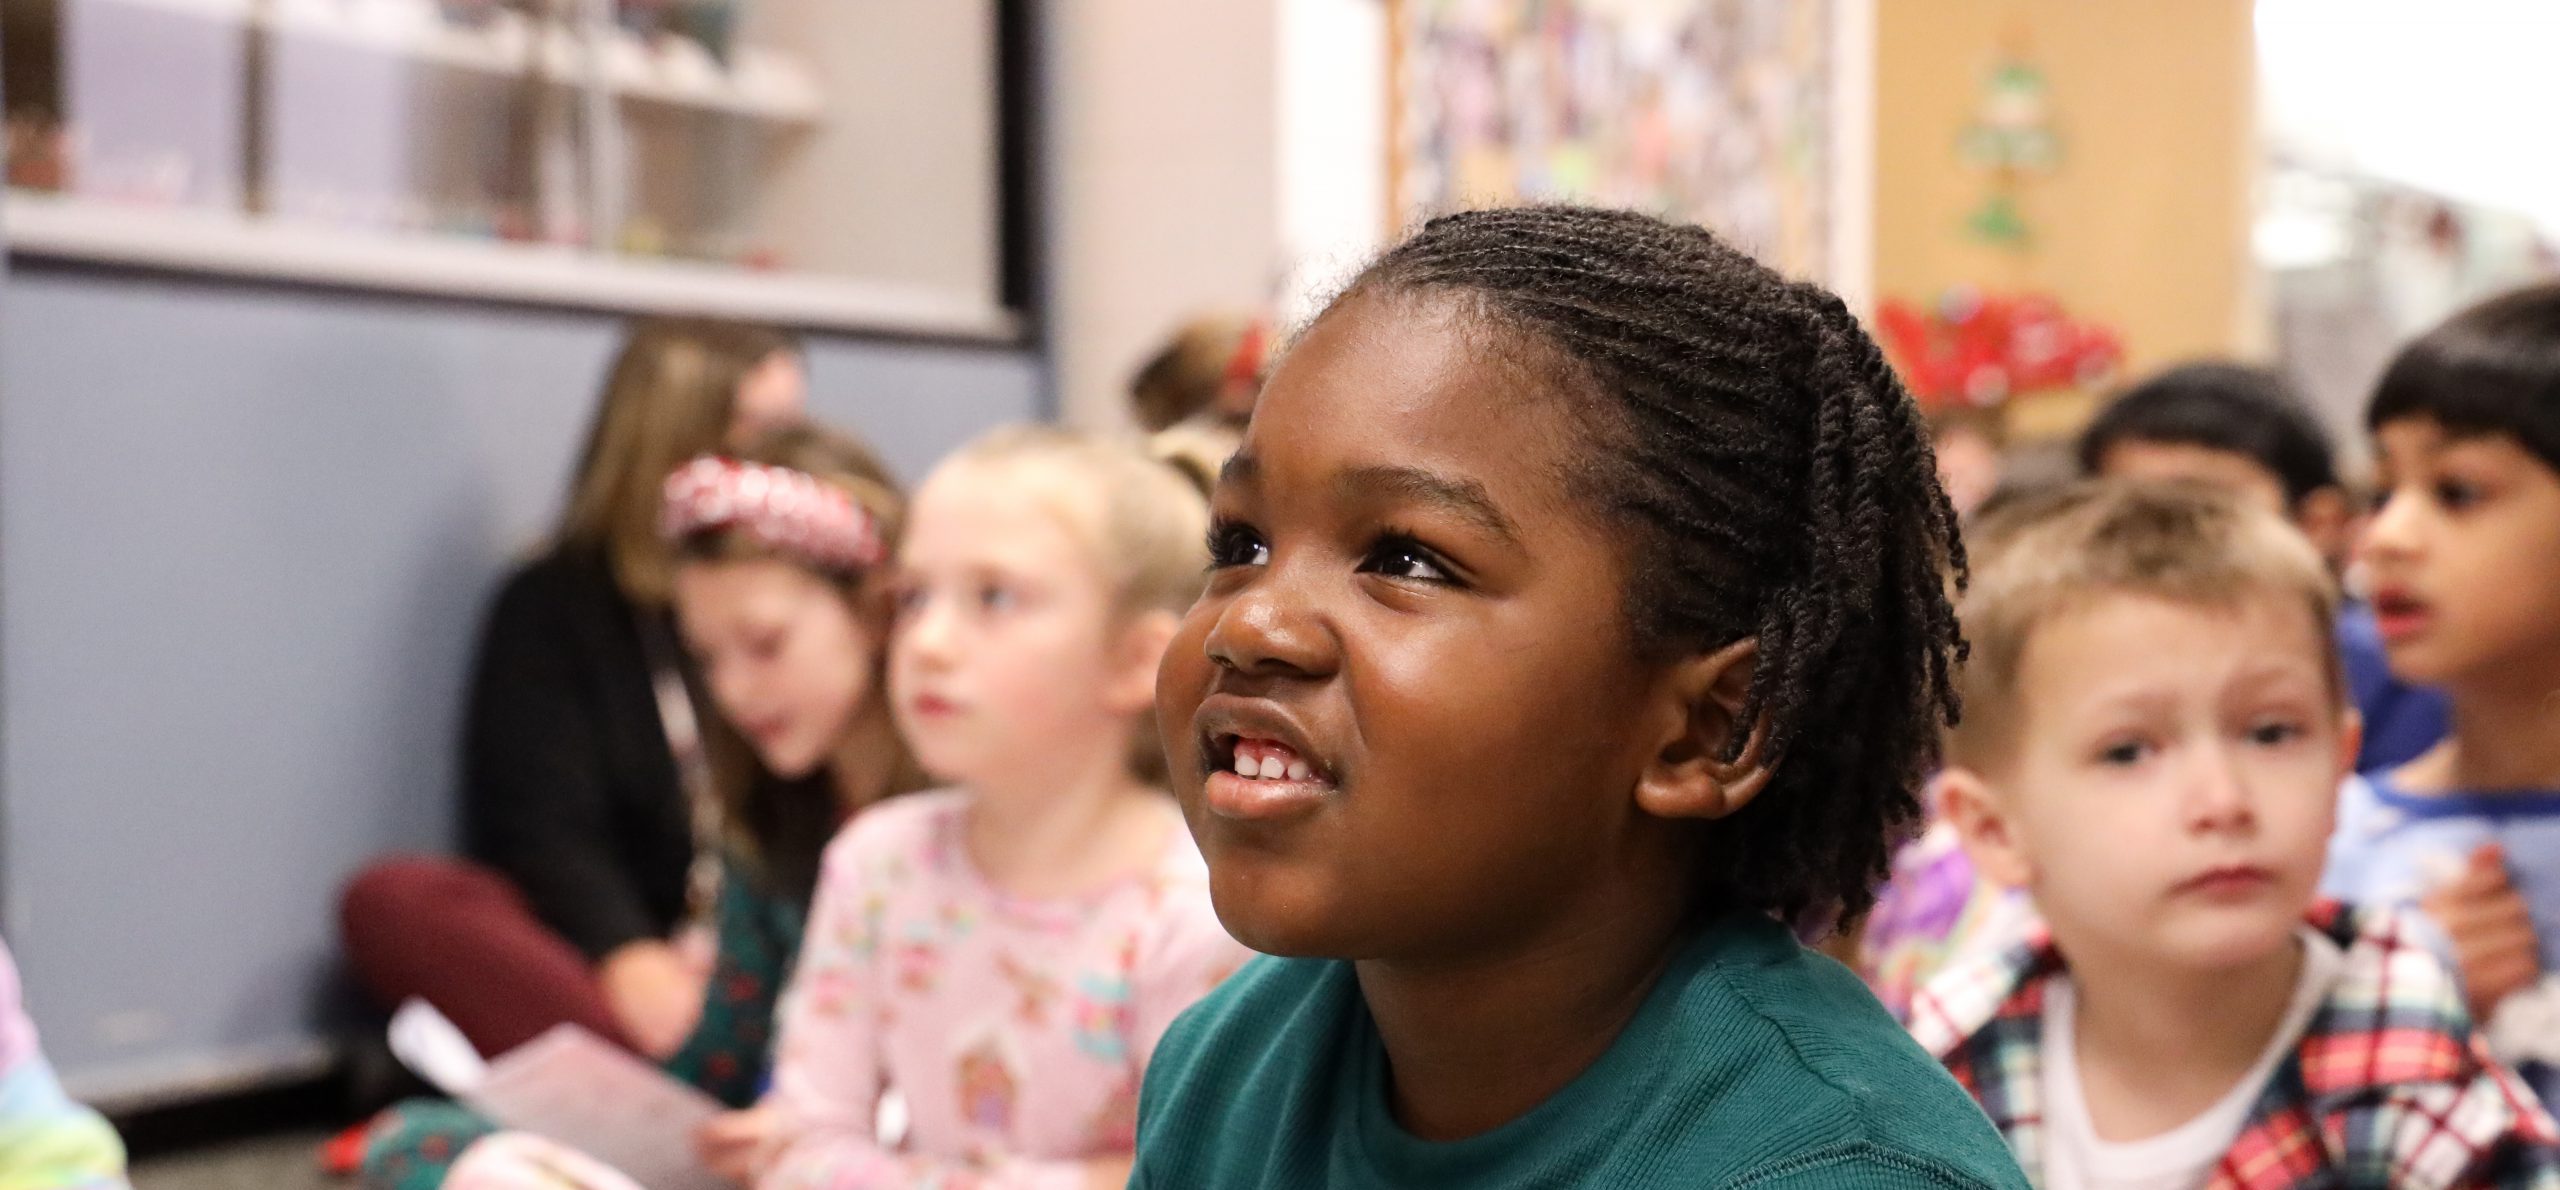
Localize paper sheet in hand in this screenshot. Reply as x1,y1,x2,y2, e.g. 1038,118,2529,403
389,999,728,1190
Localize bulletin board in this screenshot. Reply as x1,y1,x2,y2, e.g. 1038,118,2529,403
1388,0,1838,282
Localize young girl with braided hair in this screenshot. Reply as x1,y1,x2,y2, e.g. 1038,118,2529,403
1134,206,2027,1188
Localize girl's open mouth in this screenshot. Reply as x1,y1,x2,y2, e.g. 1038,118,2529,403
2369,588,2432,644
1203,734,1335,821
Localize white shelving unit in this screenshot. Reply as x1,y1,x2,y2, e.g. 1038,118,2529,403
4,0,1004,336
3,192,1019,338
261,0,823,123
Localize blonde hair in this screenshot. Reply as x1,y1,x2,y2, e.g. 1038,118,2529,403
559,317,802,605
1947,481,2342,768
670,424,929,889
944,424,1213,622
1147,419,1242,499
936,424,1213,782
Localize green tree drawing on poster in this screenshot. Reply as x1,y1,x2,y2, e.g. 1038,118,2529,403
1958,48,2060,248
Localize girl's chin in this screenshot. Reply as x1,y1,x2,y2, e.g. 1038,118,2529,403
1205,869,1373,960
2378,649,2451,686
756,744,827,781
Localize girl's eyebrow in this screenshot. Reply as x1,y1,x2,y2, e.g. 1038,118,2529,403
1220,451,1522,545
1336,464,1521,545
1219,450,1263,490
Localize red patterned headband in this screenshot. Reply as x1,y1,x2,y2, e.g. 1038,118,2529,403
660,455,885,573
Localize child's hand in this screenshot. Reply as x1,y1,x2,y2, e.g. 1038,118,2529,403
693,1105,784,1185
2422,841,2543,1020
1082,1154,1137,1190
598,940,706,1059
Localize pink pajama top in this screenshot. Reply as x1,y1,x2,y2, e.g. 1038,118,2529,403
761,792,1247,1189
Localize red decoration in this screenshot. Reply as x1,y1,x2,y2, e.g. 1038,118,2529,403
1876,288,2124,411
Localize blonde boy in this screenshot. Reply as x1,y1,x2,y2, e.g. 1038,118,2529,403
1911,482,2554,1190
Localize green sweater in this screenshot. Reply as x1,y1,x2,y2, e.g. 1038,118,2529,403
1132,913,2028,1188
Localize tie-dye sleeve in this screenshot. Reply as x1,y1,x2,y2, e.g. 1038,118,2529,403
0,941,128,1190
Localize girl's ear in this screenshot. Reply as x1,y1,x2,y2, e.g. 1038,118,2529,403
1938,768,2032,889
1634,639,1775,821
1105,610,1181,717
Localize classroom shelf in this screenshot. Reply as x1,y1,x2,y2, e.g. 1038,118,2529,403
6,0,1006,331
3,192,1020,339
260,1,823,124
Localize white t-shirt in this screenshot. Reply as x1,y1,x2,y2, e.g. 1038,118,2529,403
2040,928,2344,1190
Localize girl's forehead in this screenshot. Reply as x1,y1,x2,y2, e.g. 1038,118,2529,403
905,465,1110,575
2375,418,2444,454
1242,315,1586,512
674,556,835,618
2377,419,2536,471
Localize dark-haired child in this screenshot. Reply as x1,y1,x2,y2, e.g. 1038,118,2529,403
2081,361,2447,774
1132,207,2025,1188
2323,282,2560,1106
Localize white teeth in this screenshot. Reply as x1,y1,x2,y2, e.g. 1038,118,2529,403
1227,742,1317,782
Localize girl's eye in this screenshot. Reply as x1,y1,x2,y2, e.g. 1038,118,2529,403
2435,478,2482,510
748,631,786,662
2096,739,2152,768
892,585,927,617
1206,521,1270,569
977,584,1016,613
1362,535,1454,584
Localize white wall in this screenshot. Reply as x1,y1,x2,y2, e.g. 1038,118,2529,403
2258,0,2560,237
1046,0,1390,427
1826,0,1875,310
1046,0,1282,428
756,0,1004,305
1277,0,1389,322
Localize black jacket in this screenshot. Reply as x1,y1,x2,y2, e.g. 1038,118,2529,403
460,547,694,960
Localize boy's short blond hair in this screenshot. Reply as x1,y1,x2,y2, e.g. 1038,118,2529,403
1948,481,2342,769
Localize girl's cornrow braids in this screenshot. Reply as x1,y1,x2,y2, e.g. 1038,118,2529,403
1340,205,1966,923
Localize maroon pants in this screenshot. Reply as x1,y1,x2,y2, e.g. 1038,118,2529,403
340,856,632,1057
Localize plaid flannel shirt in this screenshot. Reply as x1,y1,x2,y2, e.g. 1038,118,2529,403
1908,901,2560,1189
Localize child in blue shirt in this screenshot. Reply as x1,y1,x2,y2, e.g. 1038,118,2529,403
2320,282,2560,1103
